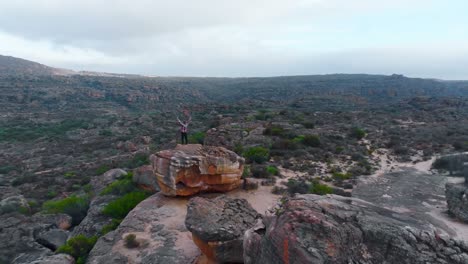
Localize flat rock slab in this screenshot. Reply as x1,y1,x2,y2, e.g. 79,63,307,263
244,194,468,264
353,168,468,240
87,193,200,264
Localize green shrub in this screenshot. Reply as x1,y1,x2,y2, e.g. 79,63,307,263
332,172,352,181
64,172,76,178
124,234,139,248
47,190,58,199
57,235,98,264
303,135,321,147
100,219,122,235
102,191,149,219
309,182,333,195
350,127,366,139
263,126,285,137
99,129,113,136
234,142,244,155
42,195,89,225
286,179,309,195
292,135,305,144
100,173,137,196
188,132,205,144
335,146,345,153
119,154,149,169
0,165,15,174
302,122,315,129
243,146,270,164
266,165,279,176
96,165,110,175
242,165,251,178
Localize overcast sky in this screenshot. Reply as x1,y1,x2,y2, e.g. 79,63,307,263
0,0,467,79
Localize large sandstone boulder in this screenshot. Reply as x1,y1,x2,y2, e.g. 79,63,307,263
150,144,244,196
446,182,468,223
87,193,200,264
185,196,260,263
244,194,468,264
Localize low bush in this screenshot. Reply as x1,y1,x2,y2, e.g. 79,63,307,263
263,126,285,137
349,127,366,140
188,132,205,144
302,122,315,129
332,172,352,181
100,219,122,235
100,173,137,196
303,135,321,147
96,165,110,175
102,191,150,219
243,146,270,164
42,195,89,225
286,179,309,195
309,181,333,195
57,234,98,264
251,165,271,178
124,234,139,248
266,165,279,176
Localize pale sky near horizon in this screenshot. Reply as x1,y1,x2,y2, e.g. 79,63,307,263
0,0,467,79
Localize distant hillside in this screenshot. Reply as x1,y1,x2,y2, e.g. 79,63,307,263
0,55,67,76
1,55,468,113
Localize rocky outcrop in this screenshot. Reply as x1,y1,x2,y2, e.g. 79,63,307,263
14,254,75,264
87,193,200,264
244,194,468,264
150,144,244,196
446,182,468,223
133,165,160,192
36,229,69,251
185,196,260,263
70,195,116,237
91,168,127,193
0,195,29,215
1,212,72,264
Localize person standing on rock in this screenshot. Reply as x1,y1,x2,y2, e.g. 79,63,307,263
177,110,191,145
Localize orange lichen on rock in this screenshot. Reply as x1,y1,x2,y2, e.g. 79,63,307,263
151,144,244,196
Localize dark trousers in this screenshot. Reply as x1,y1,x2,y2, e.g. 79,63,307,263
181,132,188,144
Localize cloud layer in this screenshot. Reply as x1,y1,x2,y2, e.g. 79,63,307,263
0,0,467,79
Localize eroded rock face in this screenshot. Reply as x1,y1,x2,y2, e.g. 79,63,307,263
244,194,468,264
87,193,200,264
150,144,244,196
0,213,72,264
185,196,260,263
133,165,160,193
446,182,468,223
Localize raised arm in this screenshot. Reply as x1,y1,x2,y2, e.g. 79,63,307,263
177,116,184,126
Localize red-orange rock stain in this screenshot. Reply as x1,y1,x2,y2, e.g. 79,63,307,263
283,238,289,264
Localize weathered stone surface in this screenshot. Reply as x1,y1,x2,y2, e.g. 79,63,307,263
0,195,29,215
36,229,69,251
150,144,244,196
133,165,160,193
71,194,116,237
87,193,200,264
186,195,260,263
446,182,468,222
244,194,468,264
91,168,127,193
0,212,72,263
20,254,75,264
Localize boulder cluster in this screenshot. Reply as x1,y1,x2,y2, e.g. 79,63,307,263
186,194,468,264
